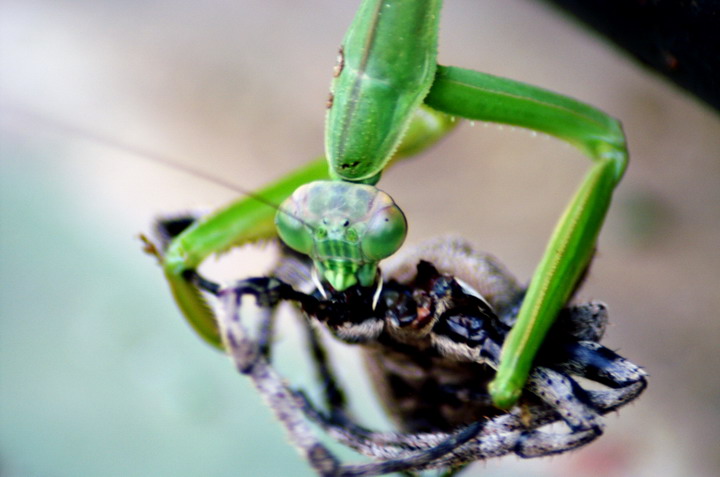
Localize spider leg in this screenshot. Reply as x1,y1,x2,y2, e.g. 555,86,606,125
526,366,603,433
514,372,646,458
336,421,483,477
216,286,342,476
295,389,441,452
542,340,648,390
191,269,320,362
256,305,276,361
584,379,647,413
296,388,601,471
299,387,494,474
551,340,648,413
514,425,599,458
301,317,351,419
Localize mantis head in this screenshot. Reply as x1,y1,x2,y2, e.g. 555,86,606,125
275,180,407,291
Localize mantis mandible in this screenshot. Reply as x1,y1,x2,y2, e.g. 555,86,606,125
150,0,627,410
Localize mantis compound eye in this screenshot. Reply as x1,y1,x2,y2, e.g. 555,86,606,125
275,204,313,255
361,200,407,261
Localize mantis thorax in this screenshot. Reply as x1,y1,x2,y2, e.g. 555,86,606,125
275,181,407,291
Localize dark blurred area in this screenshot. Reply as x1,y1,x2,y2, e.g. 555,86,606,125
541,0,720,112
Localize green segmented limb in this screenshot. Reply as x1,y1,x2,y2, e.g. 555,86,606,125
423,66,627,407
150,0,628,411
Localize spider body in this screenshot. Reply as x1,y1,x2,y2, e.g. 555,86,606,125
157,216,645,476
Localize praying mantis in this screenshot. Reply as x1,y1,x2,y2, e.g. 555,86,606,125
149,0,628,411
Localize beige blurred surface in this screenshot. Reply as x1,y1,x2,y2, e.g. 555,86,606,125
1,1,719,476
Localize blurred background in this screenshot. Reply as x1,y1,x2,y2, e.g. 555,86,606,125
1,1,718,476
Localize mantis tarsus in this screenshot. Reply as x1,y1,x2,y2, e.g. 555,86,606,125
149,0,628,412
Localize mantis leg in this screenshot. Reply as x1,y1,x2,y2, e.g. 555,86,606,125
424,65,628,408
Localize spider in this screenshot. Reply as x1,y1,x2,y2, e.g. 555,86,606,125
155,214,646,477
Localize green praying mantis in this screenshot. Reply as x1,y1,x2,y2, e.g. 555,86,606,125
150,0,627,411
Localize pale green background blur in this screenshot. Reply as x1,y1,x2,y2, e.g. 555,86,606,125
1,1,719,476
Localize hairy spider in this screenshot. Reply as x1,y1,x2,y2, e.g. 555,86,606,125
175,228,646,477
